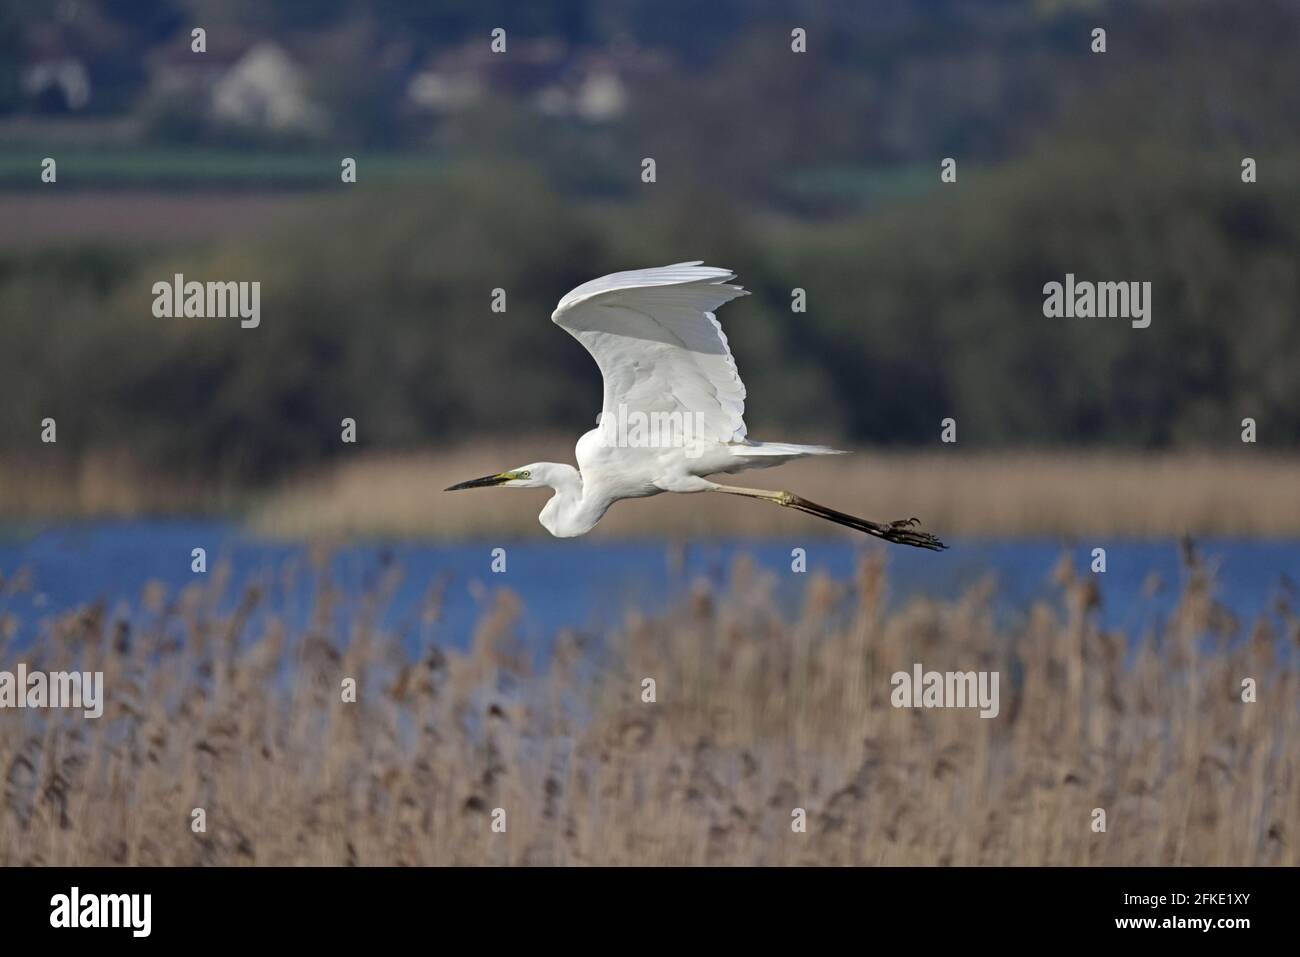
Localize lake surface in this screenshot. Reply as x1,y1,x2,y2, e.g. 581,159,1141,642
1,521,1296,654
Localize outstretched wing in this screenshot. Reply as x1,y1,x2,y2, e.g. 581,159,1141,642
551,262,750,443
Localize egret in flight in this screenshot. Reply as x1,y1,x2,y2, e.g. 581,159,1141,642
447,264,945,550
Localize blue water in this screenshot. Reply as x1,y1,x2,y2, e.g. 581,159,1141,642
0,521,1296,654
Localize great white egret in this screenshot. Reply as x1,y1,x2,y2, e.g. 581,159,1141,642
447,263,946,550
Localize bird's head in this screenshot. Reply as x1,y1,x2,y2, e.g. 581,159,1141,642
444,464,553,491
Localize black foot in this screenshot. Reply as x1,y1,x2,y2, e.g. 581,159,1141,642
879,518,947,551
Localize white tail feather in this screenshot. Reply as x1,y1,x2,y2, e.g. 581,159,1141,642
726,441,847,469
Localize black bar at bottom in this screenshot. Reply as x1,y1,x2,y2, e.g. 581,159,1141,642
0,866,1283,943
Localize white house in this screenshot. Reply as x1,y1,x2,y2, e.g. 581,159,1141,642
210,42,327,133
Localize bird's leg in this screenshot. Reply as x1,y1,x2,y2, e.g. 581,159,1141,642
710,485,947,551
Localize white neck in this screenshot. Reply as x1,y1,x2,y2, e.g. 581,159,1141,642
535,463,604,537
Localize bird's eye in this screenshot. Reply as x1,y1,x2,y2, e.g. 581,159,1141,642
519,470,530,479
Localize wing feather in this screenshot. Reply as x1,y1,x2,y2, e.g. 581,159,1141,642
551,263,750,443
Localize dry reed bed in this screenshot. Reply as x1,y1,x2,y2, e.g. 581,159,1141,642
1,546,1295,866
0,452,234,517
4,448,1299,539
249,447,1300,539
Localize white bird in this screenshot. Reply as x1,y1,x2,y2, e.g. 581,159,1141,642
446,263,945,550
